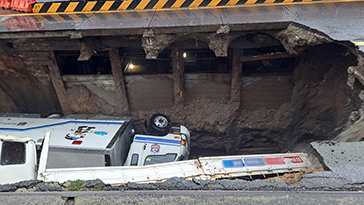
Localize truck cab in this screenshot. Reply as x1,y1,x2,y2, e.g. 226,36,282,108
0,136,37,184
125,125,190,166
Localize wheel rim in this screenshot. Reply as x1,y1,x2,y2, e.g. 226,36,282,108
154,116,168,128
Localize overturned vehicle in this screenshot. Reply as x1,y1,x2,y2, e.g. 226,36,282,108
0,113,311,185
0,113,191,170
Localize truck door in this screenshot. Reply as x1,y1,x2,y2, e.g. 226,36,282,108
125,136,166,166
140,142,151,166
125,135,182,166
0,140,37,184
137,137,179,166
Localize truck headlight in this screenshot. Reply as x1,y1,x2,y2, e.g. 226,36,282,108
181,134,187,146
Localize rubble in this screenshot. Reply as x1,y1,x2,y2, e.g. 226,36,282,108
1,167,363,192
264,169,324,184
276,23,332,55
34,182,62,192
83,179,105,188
142,29,177,59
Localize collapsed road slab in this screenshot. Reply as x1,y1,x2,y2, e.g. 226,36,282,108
0,1,364,53
310,141,364,170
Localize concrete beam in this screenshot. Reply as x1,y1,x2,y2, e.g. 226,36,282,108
77,38,101,61
172,48,184,105
230,49,243,106
47,52,72,115
240,52,296,62
109,49,130,115
0,23,288,39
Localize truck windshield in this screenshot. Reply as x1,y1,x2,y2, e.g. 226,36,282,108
144,154,177,165
1,141,25,165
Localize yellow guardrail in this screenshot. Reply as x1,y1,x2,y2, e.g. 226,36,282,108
32,0,364,14
353,41,364,46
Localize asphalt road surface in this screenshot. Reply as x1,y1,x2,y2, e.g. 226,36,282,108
0,190,363,205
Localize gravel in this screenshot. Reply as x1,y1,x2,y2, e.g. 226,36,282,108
1,171,363,192
35,182,62,192
83,179,105,188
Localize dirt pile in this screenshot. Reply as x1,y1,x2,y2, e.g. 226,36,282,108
264,169,324,184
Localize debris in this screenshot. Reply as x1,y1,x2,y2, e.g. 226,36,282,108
35,182,62,192
83,179,105,188
264,169,324,184
276,23,332,55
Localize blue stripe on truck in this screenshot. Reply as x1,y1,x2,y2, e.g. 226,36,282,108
134,136,181,146
0,121,124,131
222,159,245,168
244,158,266,166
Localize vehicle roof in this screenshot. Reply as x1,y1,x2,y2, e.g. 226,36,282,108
0,117,129,150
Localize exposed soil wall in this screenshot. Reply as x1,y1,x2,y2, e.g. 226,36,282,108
132,43,361,157
63,75,122,115
0,86,18,113
0,42,61,115
241,76,294,110
0,29,362,158
125,74,174,111
285,44,361,144
184,74,231,103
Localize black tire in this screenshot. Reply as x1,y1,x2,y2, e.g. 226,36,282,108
149,114,171,136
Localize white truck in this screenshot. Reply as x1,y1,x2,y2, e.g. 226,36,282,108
0,132,311,185
0,114,190,169
0,114,312,185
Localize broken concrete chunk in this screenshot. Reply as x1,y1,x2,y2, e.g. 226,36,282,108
216,25,230,34
207,34,231,57
310,141,364,170
276,23,332,55
142,29,177,59
347,65,364,89
207,26,238,57
336,117,364,142
83,179,105,188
